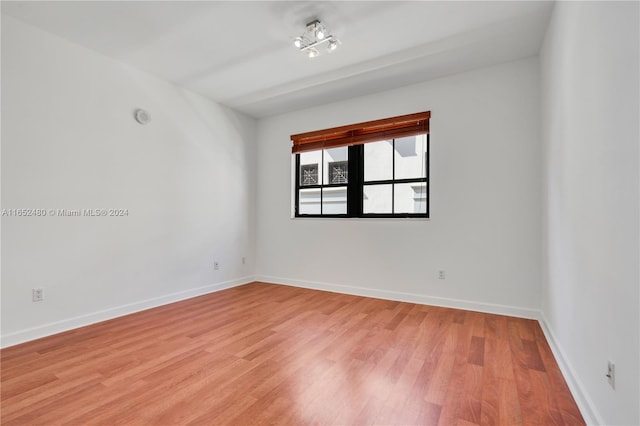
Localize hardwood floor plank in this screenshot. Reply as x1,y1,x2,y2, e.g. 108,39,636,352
1,282,584,425
511,348,563,425
468,336,485,366
375,353,426,425
496,377,523,425
436,352,467,426
424,346,455,405
521,338,546,372
350,347,405,425
1,373,105,420
3,377,106,425
414,401,442,425
535,336,585,425
457,363,483,424
1,371,58,400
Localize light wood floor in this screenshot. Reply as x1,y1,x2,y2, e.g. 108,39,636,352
1,282,584,425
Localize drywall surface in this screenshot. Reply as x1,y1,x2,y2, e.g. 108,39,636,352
540,2,640,424
1,16,256,346
256,57,541,317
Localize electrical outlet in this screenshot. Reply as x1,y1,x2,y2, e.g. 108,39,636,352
438,270,446,280
32,288,44,302
214,261,220,270
606,361,615,389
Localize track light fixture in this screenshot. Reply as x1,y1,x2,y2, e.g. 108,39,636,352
293,19,339,58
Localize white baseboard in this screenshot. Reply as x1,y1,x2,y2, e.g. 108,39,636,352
256,275,540,319
0,276,254,349
538,314,603,426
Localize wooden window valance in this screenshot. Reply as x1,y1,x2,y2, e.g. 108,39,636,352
291,111,430,154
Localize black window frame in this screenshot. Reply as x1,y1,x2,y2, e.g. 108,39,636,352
294,134,429,218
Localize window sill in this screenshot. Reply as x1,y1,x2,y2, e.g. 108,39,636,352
290,216,430,222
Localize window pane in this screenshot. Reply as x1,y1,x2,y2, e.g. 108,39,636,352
394,135,427,180
327,161,348,184
299,188,321,214
322,187,347,214
323,147,348,184
394,182,427,214
364,140,393,182
299,150,322,186
363,184,392,214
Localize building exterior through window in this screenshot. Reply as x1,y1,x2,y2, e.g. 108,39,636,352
297,134,428,217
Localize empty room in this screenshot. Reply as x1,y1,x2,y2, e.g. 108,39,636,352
1,1,638,425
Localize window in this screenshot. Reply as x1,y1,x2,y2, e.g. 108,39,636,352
292,111,430,218
329,161,348,184
297,147,348,215
300,164,318,185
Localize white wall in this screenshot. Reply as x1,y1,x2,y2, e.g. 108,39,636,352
540,2,639,425
256,57,541,317
1,16,256,347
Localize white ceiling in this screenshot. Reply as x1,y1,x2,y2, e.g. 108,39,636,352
2,1,554,118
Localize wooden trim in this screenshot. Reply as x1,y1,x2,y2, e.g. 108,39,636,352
291,111,430,154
